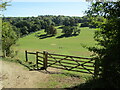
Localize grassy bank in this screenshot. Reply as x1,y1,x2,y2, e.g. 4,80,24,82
14,27,96,61
12,26,96,75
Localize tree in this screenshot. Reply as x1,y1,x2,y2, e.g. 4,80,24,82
21,26,29,35
73,26,80,35
0,0,18,57
63,17,77,26
2,22,18,57
62,26,81,36
80,22,89,27
63,18,71,26
86,1,120,88
62,26,73,36
45,25,57,36
0,1,11,11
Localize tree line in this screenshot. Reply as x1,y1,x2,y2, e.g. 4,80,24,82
2,14,106,58
3,15,80,36
3,15,106,38
2,15,85,57
3,15,103,37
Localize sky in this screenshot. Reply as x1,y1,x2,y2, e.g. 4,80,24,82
11,0,87,2
3,0,91,17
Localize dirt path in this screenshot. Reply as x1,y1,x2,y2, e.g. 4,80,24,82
0,60,86,89
0,60,60,88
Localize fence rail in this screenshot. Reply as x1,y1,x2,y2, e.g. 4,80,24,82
25,50,100,77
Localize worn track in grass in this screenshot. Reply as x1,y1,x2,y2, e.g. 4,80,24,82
0,60,85,88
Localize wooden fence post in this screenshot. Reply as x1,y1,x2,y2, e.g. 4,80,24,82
94,59,99,78
4,50,6,57
43,51,48,70
25,50,28,62
36,51,39,70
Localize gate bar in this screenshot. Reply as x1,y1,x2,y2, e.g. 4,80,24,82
43,51,48,70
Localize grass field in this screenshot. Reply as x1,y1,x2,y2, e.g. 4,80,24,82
14,26,96,62
11,26,97,87
12,26,97,75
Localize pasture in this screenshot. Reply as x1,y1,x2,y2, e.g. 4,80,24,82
14,26,96,62
10,26,98,88
13,26,98,76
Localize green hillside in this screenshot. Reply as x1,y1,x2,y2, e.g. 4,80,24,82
14,26,96,61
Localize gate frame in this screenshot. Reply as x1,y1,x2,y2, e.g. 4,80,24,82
25,50,100,78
